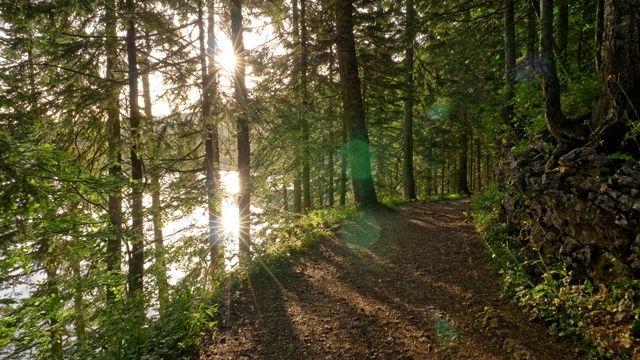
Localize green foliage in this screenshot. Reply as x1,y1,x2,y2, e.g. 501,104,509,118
470,187,505,229
379,196,406,207
518,271,640,359
425,193,466,202
251,206,358,274
142,285,218,360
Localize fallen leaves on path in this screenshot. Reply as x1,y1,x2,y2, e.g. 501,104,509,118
200,200,582,359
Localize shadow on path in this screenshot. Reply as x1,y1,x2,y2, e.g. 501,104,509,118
201,200,583,360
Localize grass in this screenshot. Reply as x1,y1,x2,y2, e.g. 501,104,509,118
244,205,360,277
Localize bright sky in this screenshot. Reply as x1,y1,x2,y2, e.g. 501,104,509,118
150,13,280,117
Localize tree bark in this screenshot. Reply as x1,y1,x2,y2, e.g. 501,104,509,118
293,178,302,212
540,0,575,148
142,31,168,311
105,0,122,305
527,0,538,69
71,257,86,342
402,0,417,201
198,0,222,269
556,0,569,63
292,0,303,214
232,0,251,258
328,145,335,207
300,0,311,213
475,133,482,191
125,0,144,301
501,0,517,135
44,253,62,359
283,180,289,211
591,0,640,150
335,0,378,208
340,125,347,206
595,0,605,69
457,114,470,194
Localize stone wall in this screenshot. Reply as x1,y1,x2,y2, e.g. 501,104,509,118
503,143,640,281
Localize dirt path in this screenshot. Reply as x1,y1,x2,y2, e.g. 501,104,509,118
200,200,582,359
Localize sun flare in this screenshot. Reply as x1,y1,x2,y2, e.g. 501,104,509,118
217,52,236,74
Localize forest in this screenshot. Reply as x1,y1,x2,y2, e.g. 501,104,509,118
0,0,638,358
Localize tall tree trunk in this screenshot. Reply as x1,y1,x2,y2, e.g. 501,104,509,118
292,0,303,214
595,0,605,69
475,133,482,191
340,124,347,206
556,0,569,63
198,0,222,269
457,114,470,194
293,178,302,212
335,0,378,208
426,147,434,197
142,31,168,311
527,0,538,69
70,249,86,342
105,0,122,305
125,0,144,301
300,0,312,213
402,0,417,201
45,255,62,359
501,0,517,135
232,0,251,258
469,135,475,191
541,0,577,158
441,137,445,196
283,180,289,211
328,46,337,208
591,0,640,150
328,144,335,207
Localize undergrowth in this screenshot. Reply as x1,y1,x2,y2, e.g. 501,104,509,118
425,193,466,202
472,187,640,359
250,205,359,275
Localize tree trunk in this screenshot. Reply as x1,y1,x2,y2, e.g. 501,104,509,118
591,0,640,151
198,0,222,269
105,0,122,305
475,133,482,191
292,0,303,215
340,125,347,206
441,137,445,196
595,0,605,69
527,0,538,70
232,0,251,258
71,257,86,342
45,255,62,359
125,0,144,301
457,114,470,194
328,146,335,207
300,0,311,213
283,180,289,211
556,0,569,63
293,178,302,212
142,31,168,311
541,0,579,157
501,0,517,135
335,0,378,208
402,0,417,201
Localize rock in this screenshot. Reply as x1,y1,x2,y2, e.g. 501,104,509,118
558,147,607,169
504,145,640,284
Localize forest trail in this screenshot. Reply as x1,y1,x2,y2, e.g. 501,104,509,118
201,200,581,359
